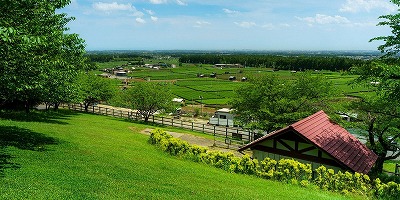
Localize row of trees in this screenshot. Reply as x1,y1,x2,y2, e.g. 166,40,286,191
179,54,367,71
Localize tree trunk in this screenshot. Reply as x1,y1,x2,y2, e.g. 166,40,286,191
84,103,89,112
24,101,30,113
53,103,59,111
370,153,386,177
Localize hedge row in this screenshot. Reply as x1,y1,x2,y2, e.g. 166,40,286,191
149,129,400,199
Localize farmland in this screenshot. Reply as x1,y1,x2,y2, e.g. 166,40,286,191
95,59,374,107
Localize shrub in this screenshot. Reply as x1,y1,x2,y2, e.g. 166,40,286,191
148,128,400,200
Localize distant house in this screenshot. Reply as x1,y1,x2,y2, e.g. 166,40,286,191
239,110,378,174
115,71,127,77
214,64,243,68
209,108,235,127
172,98,185,105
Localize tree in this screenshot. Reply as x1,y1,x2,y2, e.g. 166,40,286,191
349,95,400,175
0,0,88,112
230,72,336,133
77,74,115,112
370,0,400,58
348,62,400,175
122,82,174,122
346,0,400,175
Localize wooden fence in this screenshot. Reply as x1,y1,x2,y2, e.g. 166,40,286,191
62,104,256,147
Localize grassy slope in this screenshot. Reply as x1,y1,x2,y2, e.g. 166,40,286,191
0,111,358,200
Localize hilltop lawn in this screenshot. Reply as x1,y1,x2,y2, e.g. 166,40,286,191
0,110,359,199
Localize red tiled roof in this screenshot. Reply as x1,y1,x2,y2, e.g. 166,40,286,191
239,110,378,174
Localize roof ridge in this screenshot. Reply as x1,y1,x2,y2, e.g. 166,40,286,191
291,110,326,128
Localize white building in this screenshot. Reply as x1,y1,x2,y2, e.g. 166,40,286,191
209,108,235,127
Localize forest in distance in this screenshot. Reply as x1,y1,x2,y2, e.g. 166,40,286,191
86,50,384,72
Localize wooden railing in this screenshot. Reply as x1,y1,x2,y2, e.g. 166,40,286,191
62,104,256,147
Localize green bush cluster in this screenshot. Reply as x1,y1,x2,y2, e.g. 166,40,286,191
314,166,372,196
257,157,312,186
149,129,400,199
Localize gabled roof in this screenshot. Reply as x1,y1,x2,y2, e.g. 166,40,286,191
239,110,378,174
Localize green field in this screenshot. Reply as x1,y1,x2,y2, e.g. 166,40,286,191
98,61,374,106
0,110,359,199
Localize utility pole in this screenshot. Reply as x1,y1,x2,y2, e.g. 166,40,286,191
199,96,203,116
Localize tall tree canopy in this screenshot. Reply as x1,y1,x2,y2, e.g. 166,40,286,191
231,72,336,133
370,0,400,58
347,0,400,175
77,74,116,112
122,82,174,122
0,0,88,111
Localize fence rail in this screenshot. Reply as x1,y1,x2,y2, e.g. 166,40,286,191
62,104,256,146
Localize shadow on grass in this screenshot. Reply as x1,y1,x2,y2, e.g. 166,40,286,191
0,126,60,177
0,109,79,125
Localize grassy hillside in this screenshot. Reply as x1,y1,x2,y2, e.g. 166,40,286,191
0,110,359,199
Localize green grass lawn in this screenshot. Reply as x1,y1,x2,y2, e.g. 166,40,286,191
0,110,359,200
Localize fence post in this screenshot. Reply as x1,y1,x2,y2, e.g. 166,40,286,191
191,122,194,131
152,115,155,123
172,118,174,127
213,126,216,135
202,124,204,133
181,120,183,128
162,117,164,125
112,109,115,117
226,128,228,139
80,104,82,111
92,105,95,113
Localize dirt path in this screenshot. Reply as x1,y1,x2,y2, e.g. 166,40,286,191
138,128,246,156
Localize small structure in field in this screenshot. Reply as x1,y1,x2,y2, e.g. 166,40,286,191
214,64,243,68
115,71,127,77
241,77,247,82
229,76,236,81
239,110,377,174
172,98,185,105
209,108,235,127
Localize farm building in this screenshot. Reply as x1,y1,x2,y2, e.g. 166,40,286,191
172,98,185,105
115,71,127,77
238,110,378,174
214,64,243,68
209,108,235,127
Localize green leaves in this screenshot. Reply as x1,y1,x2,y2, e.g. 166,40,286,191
122,82,174,121
231,72,335,132
0,0,87,110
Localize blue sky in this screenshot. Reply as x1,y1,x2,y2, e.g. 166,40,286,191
61,0,398,51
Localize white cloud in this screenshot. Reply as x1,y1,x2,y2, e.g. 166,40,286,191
223,8,240,15
296,14,350,25
144,9,155,15
176,0,187,6
149,0,168,4
151,16,159,22
261,23,275,30
339,0,397,13
234,21,257,28
193,21,211,28
136,18,146,24
93,2,134,12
